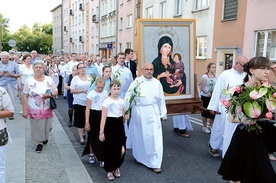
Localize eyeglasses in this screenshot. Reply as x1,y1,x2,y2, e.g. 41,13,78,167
78,67,86,70
237,62,244,67
144,68,154,71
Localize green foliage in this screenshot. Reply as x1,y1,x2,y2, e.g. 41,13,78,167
0,13,53,54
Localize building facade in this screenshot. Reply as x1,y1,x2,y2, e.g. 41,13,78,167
51,4,63,56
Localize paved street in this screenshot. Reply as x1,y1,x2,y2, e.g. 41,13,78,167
55,97,276,183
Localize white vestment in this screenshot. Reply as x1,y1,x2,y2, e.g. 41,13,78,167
173,115,193,130
207,68,245,157
112,65,133,99
125,75,167,168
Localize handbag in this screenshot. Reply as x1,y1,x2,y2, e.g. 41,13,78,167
0,128,8,146
50,97,57,109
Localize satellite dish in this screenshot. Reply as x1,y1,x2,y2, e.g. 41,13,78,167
8,39,16,47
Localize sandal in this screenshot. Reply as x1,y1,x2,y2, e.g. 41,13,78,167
208,143,219,158
113,168,121,178
107,172,115,181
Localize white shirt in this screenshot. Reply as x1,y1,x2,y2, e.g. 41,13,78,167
70,75,90,106
102,97,125,117
64,60,78,75
19,64,34,84
87,90,108,110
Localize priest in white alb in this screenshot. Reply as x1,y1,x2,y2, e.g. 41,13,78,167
207,55,248,158
125,63,167,173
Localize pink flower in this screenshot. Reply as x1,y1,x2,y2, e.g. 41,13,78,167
273,92,276,98
221,99,230,107
234,86,241,93
262,81,270,86
265,111,273,119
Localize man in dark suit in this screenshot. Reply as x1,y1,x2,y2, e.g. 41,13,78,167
124,48,137,79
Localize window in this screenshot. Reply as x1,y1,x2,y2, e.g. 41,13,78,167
136,5,141,19
255,30,276,61
160,2,166,18
196,36,207,59
175,0,182,15
195,0,209,10
120,18,123,29
126,42,131,49
127,14,132,28
91,27,94,37
146,6,153,18
223,0,238,20
119,43,122,52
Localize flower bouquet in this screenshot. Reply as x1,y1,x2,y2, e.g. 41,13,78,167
125,80,145,115
221,81,276,133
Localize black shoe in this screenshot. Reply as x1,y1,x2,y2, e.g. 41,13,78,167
68,121,72,127
64,96,66,99
43,140,48,145
80,141,85,145
8,116,14,120
36,144,43,153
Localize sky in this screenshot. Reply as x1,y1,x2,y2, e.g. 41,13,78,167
0,0,61,33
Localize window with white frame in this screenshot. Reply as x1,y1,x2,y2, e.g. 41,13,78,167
175,0,182,15
126,42,131,49
223,0,238,20
91,27,94,37
119,43,122,52
160,2,166,18
196,36,207,58
127,14,132,28
96,25,99,37
195,0,209,11
255,30,276,61
120,18,123,29
146,6,153,18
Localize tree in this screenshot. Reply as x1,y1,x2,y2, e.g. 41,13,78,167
0,12,53,54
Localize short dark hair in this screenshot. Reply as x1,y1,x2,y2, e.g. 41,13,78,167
117,52,125,58
124,48,133,55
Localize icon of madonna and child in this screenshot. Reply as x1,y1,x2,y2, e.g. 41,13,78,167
152,36,186,95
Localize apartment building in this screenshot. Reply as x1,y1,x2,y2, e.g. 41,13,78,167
51,4,63,56
117,0,135,54
52,0,276,78
89,0,100,55
99,0,117,58
243,0,276,61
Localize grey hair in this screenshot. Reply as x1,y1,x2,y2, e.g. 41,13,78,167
33,60,46,70
0,51,9,58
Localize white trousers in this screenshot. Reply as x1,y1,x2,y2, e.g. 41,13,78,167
0,145,7,183
7,84,17,110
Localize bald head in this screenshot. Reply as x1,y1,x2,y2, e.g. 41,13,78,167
234,55,249,73
142,63,154,79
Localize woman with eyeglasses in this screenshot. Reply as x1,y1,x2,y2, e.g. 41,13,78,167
70,63,90,145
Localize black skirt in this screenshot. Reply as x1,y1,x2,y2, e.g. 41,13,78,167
259,122,276,154
73,104,86,128
82,110,104,161
201,96,215,119
103,116,126,172
218,124,276,183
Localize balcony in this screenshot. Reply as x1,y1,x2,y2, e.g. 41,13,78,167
79,36,84,43
92,14,99,23
79,3,84,11
69,9,74,16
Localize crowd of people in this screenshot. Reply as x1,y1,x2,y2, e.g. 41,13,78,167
1,48,276,182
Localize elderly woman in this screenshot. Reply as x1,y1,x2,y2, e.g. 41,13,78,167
22,61,58,153
0,51,20,120
0,87,14,182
